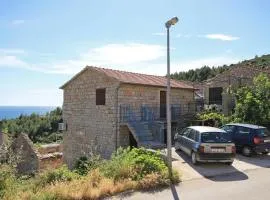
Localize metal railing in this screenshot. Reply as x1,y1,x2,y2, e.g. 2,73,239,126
119,104,182,123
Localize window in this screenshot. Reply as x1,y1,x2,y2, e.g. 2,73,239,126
195,131,200,142
209,87,223,105
182,128,191,136
201,132,232,143
236,126,250,135
221,125,234,134
187,129,196,141
256,128,269,136
96,88,106,105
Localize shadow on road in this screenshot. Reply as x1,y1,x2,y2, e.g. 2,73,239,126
170,184,180,200
236,153,270,168
114,184,181,200
175,150,248,182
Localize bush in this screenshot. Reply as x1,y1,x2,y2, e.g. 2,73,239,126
234,73,270,126
74,155,103,176
0,148,180,200
0,165,16,198
37,165,78,186
1,107,63,144
101,147,168,181
197,111,231,127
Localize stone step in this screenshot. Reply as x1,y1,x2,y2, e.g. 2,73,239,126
139,141,166,149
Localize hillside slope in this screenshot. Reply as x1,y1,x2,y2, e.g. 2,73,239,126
171,54,270,82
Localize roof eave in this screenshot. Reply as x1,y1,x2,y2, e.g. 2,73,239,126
59,66,90,89
119,82,195,90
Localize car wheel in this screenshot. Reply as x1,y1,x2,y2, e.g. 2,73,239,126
226,161,233,165
242,146,252,157
191,152,198,165
175,144,181,151
176,147,181,152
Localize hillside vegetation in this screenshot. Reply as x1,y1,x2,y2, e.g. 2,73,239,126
0,147,180,200
171,54,270,82
0,107,63,144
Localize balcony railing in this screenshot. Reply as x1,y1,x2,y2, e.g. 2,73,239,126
119,104,181,123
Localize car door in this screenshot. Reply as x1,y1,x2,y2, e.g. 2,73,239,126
234,126,251,147
174,128,186,150
185,129,196,156
179,128,191,154
222,125,236,143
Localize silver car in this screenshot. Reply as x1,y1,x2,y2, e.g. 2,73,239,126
174,126,236,165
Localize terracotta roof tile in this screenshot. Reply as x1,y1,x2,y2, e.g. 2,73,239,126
91,66,194,89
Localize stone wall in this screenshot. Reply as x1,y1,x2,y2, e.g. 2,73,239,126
9,133,39,174
37,143,63,154
62,69,195,168
117,84,195,146
62,68,120,168
118,84,195,115
119,125,130,147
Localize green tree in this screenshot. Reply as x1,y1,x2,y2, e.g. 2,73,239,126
0,107,63,144
234,73,270,125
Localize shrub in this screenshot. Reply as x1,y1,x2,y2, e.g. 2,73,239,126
0,148,180,200
101,147,168,181
74,155,103,176
197,111,231,127
234,73,270,126
0,164,16,198
37,165,78,186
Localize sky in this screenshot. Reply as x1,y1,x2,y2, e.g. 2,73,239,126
0,0,270,106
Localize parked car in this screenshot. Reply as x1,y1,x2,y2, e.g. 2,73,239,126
221,123,270,156
174,126,236,165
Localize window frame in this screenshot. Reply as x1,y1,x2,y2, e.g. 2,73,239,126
236,126,251,135
186,129,196,141
96,88,106,105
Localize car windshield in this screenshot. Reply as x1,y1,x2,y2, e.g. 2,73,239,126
255,128,269,137
201,132,232,143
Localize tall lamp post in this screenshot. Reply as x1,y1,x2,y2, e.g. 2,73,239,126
165,17,178,178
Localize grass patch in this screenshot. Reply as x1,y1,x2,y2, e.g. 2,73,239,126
1,147,180,200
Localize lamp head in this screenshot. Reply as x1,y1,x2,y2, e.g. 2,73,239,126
165,17,179,28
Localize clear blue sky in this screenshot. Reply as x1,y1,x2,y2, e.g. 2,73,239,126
0,0,269,106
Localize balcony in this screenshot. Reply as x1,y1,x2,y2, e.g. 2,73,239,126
119,104,181,123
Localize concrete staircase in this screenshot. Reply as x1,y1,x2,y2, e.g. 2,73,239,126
126,121,165,149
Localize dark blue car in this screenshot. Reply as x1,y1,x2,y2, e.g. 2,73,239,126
221,123,270,156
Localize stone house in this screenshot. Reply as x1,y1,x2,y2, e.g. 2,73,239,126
60,66,196,168
204,65,270,115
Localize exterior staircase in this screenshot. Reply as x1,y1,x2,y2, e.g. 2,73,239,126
126,121,165,149
119,104,182,149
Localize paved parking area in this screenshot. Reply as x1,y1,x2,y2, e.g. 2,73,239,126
165,148,270,181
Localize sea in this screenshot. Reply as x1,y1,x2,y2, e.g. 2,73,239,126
0,106,57,120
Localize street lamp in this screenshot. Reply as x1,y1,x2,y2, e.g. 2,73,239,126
165,17,178,179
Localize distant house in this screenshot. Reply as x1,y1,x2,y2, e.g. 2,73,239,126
204,65,270,115
60,66,196,168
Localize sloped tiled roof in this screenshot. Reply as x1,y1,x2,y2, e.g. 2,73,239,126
61,66,195,90
204,65,270,86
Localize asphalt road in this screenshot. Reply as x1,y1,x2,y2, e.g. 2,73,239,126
114,168,270,200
